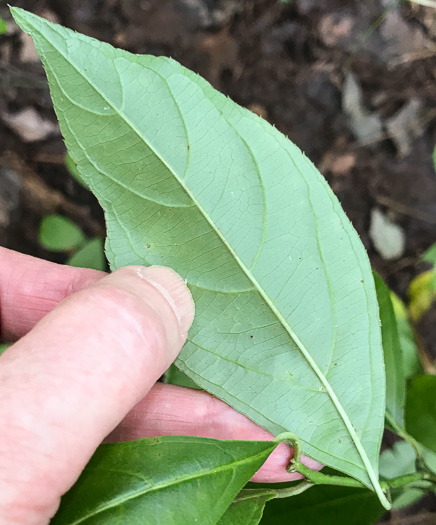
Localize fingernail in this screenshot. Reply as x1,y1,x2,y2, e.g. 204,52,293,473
133,266,195,337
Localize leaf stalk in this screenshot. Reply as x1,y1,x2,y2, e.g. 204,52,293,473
275,432,436,502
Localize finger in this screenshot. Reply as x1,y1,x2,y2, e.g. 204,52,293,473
0,266,194,525
107,383,322,483
0,251,320,487
0,247,105,341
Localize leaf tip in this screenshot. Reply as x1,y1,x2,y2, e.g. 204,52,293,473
9,6,29,31
10,6,41,35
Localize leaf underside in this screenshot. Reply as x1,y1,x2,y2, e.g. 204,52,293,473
12,8,386,497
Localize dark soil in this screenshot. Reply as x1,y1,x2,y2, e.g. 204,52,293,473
0,0,435,522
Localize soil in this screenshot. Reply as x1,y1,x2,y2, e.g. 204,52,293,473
0,0,435,522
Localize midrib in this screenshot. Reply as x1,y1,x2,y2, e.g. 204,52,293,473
69,447,273,524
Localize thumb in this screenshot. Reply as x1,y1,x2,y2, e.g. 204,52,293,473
0,265,194,525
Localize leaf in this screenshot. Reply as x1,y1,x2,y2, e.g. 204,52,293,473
65,152,89,189
39,214,86,252
423,243,436,267
369,208,405,261
373,273,405,427
0,343,11,356
406,375,436,454
0,15,7,35
423,447,436,476
422,242,436,289
12,8,387,502
379,441,430,509
217,489,276,525
379,441,416,480
165,363,200,389
390,293,422,379
260,485,385,525
390,485,428,510
67,237,107,271
52,436,277,524
408,270,436,322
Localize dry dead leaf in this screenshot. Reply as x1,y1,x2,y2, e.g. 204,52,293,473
1,107,59,142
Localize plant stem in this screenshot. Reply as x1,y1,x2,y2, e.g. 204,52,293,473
382,471,432,489
385,412,422,459
290,461,434,490
289,461,365,488
385,412,435,475
274,431,436,499
274,432,302,461
232,489,276,503
273,481,313,499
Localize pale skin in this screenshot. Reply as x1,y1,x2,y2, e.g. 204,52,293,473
0,247,320,525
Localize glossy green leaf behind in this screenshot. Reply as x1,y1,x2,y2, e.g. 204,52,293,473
52,436,277,525
261,485,385,525
39,214,85,252
218,489,276,525
406,375,436,454
373,272,405,427
67,237,107,271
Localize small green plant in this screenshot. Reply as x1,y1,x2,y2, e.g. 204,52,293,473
39,214,86,252
39,213,106,271
422,242,436,289
0,15,7,35
11,8,436,524
405,241,436,324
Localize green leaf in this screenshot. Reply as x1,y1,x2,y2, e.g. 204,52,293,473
379,441,430,509
260,485,385,525
391,485,428,510
379,441,416,480
408,270,436,322
218,489,276,525
165,363,200,389
52,436,277,525
39,214,86,252
0,15,7,35
373,273,405,427
423,446,436,476
0,343,12,356
423,243,436,267
425,452,436,479
65,152,89,189
390,293,422,379
67,237,107,271
12,8,388,502
406,375,436,454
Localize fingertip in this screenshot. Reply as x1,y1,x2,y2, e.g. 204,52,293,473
133,266,195,339
96,266,195,356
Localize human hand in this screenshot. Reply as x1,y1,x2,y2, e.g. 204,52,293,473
0,247,319,525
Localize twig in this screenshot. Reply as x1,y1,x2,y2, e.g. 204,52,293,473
371,194,436,225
